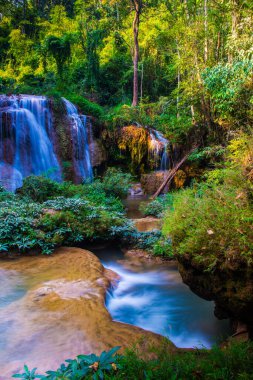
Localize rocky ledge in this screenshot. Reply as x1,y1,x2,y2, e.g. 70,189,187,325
177,257,253,339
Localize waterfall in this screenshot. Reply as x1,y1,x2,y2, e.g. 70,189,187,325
62,98,93,182
148,129,169,171
155,130,169,170
0,95,62,191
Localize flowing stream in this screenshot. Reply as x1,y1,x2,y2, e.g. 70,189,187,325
94,246,230,349
95,196,231,348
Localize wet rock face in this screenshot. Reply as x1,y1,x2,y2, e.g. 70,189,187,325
141,171,169,195
177,258,253,328
89,139,107,168
0,247,171,378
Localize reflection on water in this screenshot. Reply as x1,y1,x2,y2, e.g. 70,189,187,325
0,269,26,308
95,247,231,348
123,196,150,219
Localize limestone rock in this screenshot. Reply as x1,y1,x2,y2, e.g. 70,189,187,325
89,140,107,167
134,217,161,232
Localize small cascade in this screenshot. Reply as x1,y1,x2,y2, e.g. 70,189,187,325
155,130,169,170
62,98,93,182
148,129,169,171
0,95,62,191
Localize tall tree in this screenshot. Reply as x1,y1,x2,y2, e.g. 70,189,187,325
131,0,143,106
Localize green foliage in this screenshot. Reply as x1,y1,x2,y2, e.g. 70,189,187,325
188,146,226,162
18,176,60,202
0,177,133,255
202,60,253,126
45,34,71,78
140,195,173,218
65,94,104,119
13,342,253,380
12,365,43,379
163,165,253,269
140,199,164,218
44,346,122,380
101,168,133,198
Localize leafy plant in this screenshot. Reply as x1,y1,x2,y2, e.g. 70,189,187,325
140,195,174,218
14,348,122,380
13,365,43,379
101,168,133,198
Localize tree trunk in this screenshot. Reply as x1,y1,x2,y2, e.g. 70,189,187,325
231,0,239,39
152,147,197,199
140,62,144,102
132,0,141,107
176,44,180,118
204,0,208,63
228,0,239,62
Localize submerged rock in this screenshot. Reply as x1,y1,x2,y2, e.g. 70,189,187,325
134,217,161,232
0,247,174,378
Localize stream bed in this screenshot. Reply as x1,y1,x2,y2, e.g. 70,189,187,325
95,246,231,348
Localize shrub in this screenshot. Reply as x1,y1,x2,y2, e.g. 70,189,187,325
163,169,253,270
0,178,132,255
140,199,164,218
101,168,133,198
140,195,173,218
65,94,104,119
18,176,60,202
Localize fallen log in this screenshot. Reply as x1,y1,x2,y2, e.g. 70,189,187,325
151,147,197,199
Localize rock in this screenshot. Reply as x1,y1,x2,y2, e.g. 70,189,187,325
141,171,169,195
0,247,174,378
89,140,107,167
104,268,121,288
128,183,144,197
124,249,165,265
134,217,161,232
177,257,253,335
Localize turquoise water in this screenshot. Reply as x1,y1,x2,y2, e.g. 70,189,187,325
95,246,231,348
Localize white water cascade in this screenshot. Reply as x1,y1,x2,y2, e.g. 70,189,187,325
148,129,169,170
62,98,93,182
0,95,62,191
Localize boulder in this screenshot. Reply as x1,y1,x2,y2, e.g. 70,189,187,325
141,171,169,195
134,217,161,232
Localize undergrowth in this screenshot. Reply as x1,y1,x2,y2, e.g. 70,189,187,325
13,341,253,380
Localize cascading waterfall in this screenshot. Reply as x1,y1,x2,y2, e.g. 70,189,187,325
62,98,93,182
0,95,62,191
155,130,169,170
148,129,169,170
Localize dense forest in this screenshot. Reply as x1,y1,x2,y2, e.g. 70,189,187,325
0,0,252,128
0,0,253,379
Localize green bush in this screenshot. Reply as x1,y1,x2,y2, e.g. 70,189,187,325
65,94,104,119
18,176,61,202
0,178,132,255
202,60,253,127
101,168,133,198
140,195,173,218
163,166,253,270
